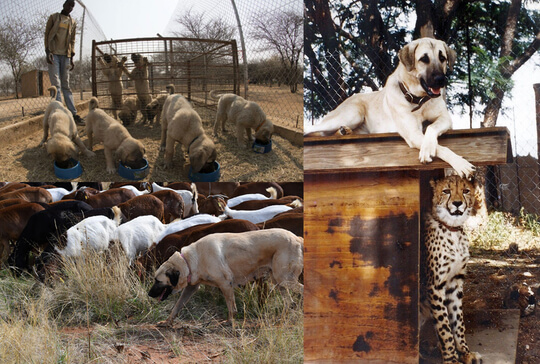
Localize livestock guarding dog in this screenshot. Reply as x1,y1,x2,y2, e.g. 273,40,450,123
39,86,95,167
98,54,127,119
160,89,217,173
148,228,304,326
210,91,273,147
86,97,146,173
304,38,474,178
120,53,152,123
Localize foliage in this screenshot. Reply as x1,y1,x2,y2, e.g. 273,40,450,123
304,0,540,121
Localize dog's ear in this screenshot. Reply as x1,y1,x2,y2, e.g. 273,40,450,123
166,270,180,287
398,43,417,72
443,43,457,71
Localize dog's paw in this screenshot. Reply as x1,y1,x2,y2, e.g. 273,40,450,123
337,126,352,135
85,150,96,158
419,138,437,163
159,144,166,152
452,157,476,179
106,166,116,174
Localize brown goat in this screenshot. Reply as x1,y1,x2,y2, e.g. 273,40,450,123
74,188,136,208
198,195,227,216
0,202,46,262
279,182,303,199
232,182,284,199
0,198,28,210
0,187,52,204
257,212,303,237
150,190,184,223
194,182,239,197
117,195,165,222
163,182,192,191
233,196,303,211
136,219,259,271
0,183,30,195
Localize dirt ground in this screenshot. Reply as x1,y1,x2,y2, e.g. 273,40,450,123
463,247,540,363
0,88,303,182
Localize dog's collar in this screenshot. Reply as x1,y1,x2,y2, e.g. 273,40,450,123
398,82,432,112
180,253,192,284
188,135,200,151
254,120,266,133
433,216,463,233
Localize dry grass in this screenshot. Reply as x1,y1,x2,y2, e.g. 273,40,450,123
0,246,303,363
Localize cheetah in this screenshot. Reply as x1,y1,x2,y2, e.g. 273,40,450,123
420,175,482,364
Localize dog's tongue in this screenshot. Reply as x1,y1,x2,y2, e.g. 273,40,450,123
158,288,166,302
429,87,441,95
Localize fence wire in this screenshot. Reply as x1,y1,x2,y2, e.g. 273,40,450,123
304,0,540,217
0,0,303,132
0,0,107,125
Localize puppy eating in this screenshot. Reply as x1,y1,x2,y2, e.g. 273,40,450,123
148,228,304,326
160,91,217,173
210,91,273,148
86,97,146,173
39,86,95,166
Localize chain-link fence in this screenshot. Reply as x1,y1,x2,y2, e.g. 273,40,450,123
163,0,303,130
304,0,540,216
0,0,107,126
92,37,239,121
0,0,303,132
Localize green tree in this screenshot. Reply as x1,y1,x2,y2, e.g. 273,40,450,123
304,0,540,126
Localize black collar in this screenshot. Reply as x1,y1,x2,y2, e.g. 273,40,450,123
188,135,200,151
398,82,432,112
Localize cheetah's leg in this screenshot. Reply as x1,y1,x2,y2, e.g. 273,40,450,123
427,284,460,364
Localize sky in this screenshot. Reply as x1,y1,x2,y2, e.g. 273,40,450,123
82,0,180,39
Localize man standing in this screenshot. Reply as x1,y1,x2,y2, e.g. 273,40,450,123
44,0,84,125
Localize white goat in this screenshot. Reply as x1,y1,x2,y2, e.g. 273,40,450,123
222,199,302,224
226,187,277,208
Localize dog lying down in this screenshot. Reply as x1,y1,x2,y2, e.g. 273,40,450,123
148,228,304,326
304,38,474,178
39,86,95,167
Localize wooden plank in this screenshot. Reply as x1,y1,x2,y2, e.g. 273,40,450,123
304,127,512,174
304,171,419,363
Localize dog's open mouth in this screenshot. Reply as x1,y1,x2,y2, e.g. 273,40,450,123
420,78,442,98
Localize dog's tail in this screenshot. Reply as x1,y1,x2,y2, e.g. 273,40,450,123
165,84,175,95
89,97,99,111
209,90,224,100
48,86,57,100
266,187,277,200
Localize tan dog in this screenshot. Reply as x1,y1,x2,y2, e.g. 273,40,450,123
304,38,474,178
210,91,273,147
148,228,304,326
39,86,95,167
160,91,217,173
121,53,152,123
86,97,146,173
118,96,138,125
98,54,127,119
145,84,175,124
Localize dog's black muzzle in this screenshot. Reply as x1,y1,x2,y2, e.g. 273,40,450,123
148,280,173,302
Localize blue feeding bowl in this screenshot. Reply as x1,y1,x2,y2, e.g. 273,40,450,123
54,158,83,179
252,138,272,154
189,161,220,182
118,158,150,180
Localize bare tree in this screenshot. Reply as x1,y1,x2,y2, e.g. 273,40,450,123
252,10,303,93
0,16,41,99
174,8,236,41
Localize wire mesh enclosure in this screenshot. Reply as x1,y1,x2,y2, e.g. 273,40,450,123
92,37,239,115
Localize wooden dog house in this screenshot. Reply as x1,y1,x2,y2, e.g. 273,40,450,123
303,127,512,363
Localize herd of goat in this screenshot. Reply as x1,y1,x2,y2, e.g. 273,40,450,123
0,181,303,278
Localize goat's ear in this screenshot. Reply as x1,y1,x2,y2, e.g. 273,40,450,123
167,270,180,287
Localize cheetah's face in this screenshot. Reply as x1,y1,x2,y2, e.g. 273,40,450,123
430,175,475,227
